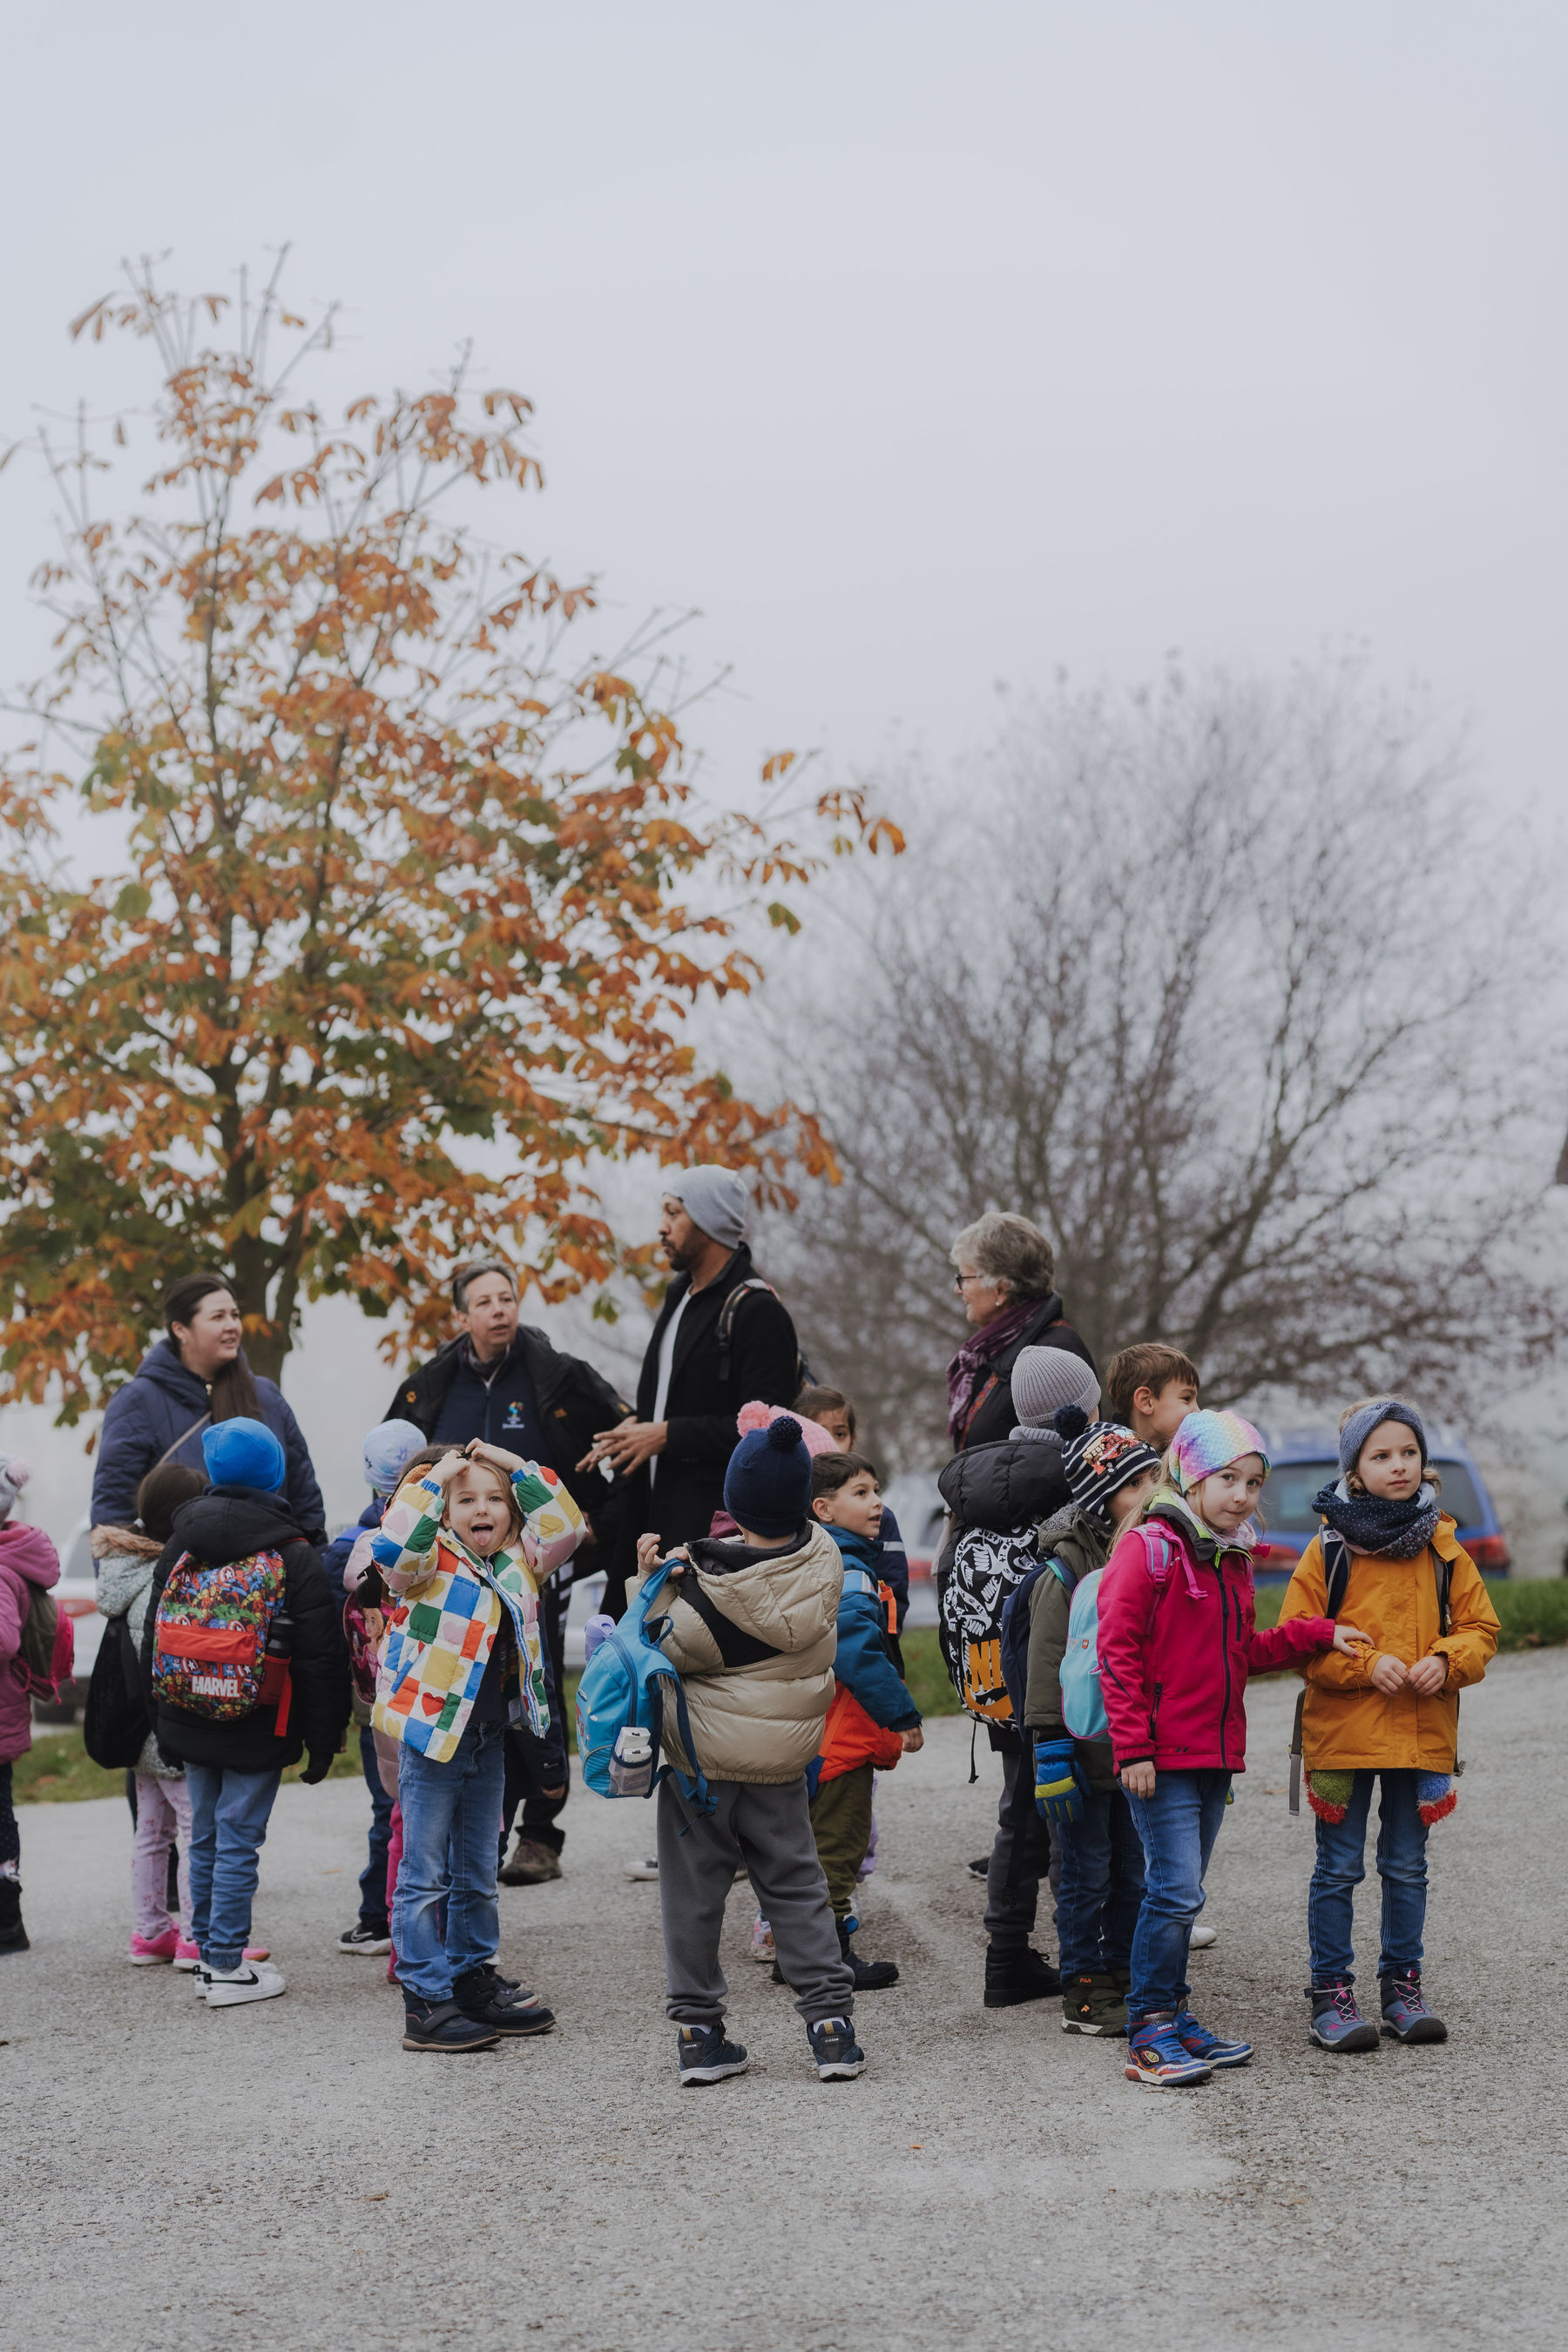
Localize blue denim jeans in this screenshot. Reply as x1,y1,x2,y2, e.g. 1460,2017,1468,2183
358,1724,395,1931
1057,1783,1146,1976
1125,1767,1232,2017
393,1716,506,2002
1308,1768,1429,1984
185,1762,282,1971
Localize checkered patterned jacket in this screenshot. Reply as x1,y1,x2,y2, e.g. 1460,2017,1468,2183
369,1463,585,1764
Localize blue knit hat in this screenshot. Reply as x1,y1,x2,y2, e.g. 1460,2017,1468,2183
203,1416,287,1494
723,1412,812,1539
362,1417,427,1497
1339,1398,1428,1477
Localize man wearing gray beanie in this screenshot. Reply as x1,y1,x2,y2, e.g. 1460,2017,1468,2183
583,1167,802,1611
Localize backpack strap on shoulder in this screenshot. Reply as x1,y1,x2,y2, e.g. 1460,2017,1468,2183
1321,1528,1351,1619
715,1278,780,1381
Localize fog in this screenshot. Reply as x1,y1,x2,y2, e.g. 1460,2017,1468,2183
3,2,1565,1550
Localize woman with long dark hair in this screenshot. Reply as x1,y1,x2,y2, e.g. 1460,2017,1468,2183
90,1273,327,1540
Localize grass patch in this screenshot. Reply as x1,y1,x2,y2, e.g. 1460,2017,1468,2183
901,1625,960,1718
1250,1575,1568,1651
16,1730,369,1806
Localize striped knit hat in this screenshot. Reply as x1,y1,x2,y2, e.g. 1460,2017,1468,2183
1052,1407,1161,1528
1169,1409,1269,1490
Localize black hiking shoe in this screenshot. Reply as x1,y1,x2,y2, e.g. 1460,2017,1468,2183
402,1997,500,2052
837,1915,899,1990
0,1875,28,1957
984,1942,1060,2008
453,1963,555,2037
808,2016,867,2080
677,2022,751,2085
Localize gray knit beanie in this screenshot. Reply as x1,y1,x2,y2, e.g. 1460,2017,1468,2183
1338,1398,1428,1477
1011,1345,1101,1430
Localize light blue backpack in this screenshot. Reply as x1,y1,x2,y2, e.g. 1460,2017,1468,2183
575,1559,714,1814
1058,1524,1181,1740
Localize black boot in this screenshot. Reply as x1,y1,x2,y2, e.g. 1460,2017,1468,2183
983,1941,1059,2007
837,1915,898,1990
0,1874,30,1957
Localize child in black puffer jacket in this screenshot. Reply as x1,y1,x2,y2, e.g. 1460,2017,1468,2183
141,1417,348,2008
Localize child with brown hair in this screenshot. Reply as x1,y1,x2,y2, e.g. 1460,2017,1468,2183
1280,1397,1498,2051
1102,1345,1200,1452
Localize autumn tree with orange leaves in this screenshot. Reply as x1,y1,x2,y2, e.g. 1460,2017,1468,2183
0,257,898,1412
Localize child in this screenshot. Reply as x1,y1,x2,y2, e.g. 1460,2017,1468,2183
637,1414,866,2085
1023,1408,1163,2034
141,1416,348,2008
92,1463,235,1968
372,1437,584,2052
0,1456,58,1957
806,1452,923,1989
937,1342,1102,2009
321,1417,427,1957
1098,1409,1368,2089
1103,1344,1201,1452
796,1386,910,1630
1280,1397,1498,2050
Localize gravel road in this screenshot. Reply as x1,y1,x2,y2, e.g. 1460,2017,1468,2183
6,1653,1563,2352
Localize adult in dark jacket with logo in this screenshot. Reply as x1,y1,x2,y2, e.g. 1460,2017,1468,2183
91,1273,327,1544
139,1419,348,2007
386,1258,630,1884
580,1169,801,1613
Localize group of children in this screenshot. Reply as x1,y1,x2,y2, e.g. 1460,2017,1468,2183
3,1333,1501,2098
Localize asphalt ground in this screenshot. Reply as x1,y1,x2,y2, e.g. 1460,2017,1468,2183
4,1652,1562,2352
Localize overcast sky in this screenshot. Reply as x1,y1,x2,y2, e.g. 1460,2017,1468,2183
4,2,1566,1534
3,1,1565,818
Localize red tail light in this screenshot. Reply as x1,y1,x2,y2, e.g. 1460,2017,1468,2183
1467,1534,1510,1572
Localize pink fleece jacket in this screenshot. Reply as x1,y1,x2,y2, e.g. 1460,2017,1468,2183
0,1521,62,1762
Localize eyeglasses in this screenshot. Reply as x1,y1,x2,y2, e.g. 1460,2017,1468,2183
952,1272,991,1293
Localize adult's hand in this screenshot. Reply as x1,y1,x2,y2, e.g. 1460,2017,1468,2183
578,1418,667,1476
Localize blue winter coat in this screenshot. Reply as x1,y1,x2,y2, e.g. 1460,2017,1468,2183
91,1337,328,1543
827,1528,922,1733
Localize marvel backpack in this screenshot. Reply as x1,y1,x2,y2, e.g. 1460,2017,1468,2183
151,1545,301,1730
575,1558,714,1814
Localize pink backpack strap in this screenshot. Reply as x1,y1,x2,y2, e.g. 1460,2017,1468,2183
1134,1522,1202,1600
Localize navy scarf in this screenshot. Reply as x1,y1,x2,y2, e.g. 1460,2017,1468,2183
1309,1479,1442,1560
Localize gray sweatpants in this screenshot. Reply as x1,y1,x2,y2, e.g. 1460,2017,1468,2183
656,1774,854,2028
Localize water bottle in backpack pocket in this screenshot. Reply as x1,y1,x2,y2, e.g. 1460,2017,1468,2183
575,1558,713,1813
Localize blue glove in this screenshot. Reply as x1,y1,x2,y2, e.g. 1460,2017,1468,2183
1034,1737,1085,1828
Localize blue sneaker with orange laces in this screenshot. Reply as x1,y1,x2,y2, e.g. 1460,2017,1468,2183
1379,1970,1447,2044
1124,2013,1213,2090
1173,2009,1253,2068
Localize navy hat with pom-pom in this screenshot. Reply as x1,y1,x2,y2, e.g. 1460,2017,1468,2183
1053,1406,1161,1528
723,1411,813,1539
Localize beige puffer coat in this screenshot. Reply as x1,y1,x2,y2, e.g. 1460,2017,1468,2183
643,1524,844,1785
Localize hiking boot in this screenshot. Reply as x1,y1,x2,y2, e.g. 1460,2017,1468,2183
808,2017,867,2080
1308,1980,1380,2052
677,2022,750,2085
128,1928,180,1965
453,1963,555,2036
1173,2009,1252,2068
337,1921,393,1956
837,1916,898,1990
0,1874,28,1957
499,1836,563,1887
402,1997,500,2052
204,1958,287,2009
1124,2012,1213,2090
983,1942,1060,2008
1061,1970,1126,2036
1379,1970,1448,2044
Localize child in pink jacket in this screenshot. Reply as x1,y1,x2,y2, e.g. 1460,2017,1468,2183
0,1473,63,1957
1098,1410,1366,2090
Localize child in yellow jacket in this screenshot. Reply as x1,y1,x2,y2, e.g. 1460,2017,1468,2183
1279,1398,1497,2052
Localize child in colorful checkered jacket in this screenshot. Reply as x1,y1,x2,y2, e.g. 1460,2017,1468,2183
370,1438,584,2053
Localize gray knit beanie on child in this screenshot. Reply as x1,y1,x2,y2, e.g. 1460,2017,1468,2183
1011,1345,1101,1430
1338,1398,1428,1478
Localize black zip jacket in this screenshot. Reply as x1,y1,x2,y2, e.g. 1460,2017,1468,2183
387,1326,629,1518
938,1433,1072,1535
140,1488,348,1774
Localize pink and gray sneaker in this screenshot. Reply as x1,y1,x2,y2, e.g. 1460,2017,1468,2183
128,1928,181,1965
1308,1981,1380,2051
1379,1970,1447,2044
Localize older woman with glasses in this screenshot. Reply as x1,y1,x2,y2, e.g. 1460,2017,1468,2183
945,1213,1094,1456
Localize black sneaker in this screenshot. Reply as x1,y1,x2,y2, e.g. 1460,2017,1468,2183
967,1855,990,1880
459,1957,537,2005
337,1921,392,1956
808,2017,867,2080
983,1942,1060,2007
402,1997,500,2052
837,1916,899,1990
0,1875,29,1957
677,2022,750,2085
452,1963,555,2037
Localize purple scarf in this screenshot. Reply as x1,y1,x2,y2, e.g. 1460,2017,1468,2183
946,1296,1045,1443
